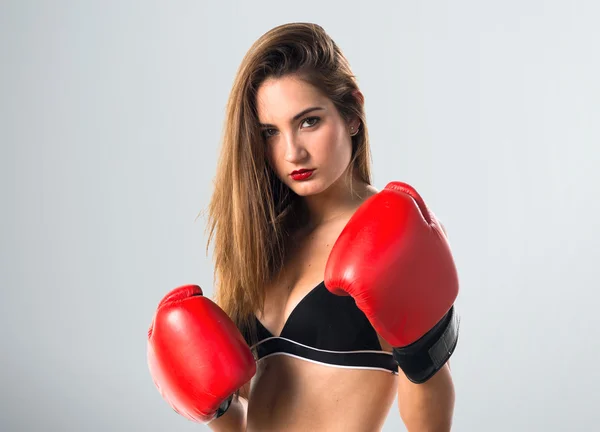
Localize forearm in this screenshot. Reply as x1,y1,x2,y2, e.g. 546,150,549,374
207,397,248,432
397,364,455,432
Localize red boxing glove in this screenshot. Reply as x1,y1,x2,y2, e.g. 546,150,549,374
147,284,256,422
325,182,459,383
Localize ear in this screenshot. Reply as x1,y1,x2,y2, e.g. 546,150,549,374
349,90,365,131
352,89,365,107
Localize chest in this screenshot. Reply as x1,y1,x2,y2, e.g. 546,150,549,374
259,223,345,338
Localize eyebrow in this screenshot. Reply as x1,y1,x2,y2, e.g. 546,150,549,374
259,106,325,128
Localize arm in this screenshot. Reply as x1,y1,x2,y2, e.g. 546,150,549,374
325,182,460,430
379,336,455,432
207,397,247,431
397,363,455,432
208,380,251,431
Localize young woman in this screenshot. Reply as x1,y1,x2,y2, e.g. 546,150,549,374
148,22,459,431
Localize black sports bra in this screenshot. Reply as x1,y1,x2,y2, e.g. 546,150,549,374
243,281,398,375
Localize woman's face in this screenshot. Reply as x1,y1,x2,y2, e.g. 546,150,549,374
256,75,358,197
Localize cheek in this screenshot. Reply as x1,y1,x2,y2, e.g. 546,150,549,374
323,127,351,163
265,144,286,177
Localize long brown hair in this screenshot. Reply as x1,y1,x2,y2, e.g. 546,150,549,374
206,22,372,342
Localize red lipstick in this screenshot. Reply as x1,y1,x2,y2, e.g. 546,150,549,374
290,169,314,181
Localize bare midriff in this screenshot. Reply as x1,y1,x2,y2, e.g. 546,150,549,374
246,354,398,432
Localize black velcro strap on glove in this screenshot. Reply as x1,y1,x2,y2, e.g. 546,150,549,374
392,305,460,384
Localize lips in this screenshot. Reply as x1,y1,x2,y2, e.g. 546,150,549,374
290,169,313,175
290,169,315,181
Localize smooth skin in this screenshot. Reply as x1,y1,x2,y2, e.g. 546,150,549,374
209,75,455,432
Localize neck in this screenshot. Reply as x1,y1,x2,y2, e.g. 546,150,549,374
301,169,373,229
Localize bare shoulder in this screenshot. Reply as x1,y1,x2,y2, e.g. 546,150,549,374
357,184,379,203
365,184,380,196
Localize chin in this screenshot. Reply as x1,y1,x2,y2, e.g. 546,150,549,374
287,178,332,197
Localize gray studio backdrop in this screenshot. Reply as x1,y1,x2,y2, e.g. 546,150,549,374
2,1,598,431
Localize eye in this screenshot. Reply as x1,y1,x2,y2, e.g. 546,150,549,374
262,128,277,139
261,117,321,141
302,116,320,128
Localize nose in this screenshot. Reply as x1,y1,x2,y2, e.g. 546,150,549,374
283,133,308,163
